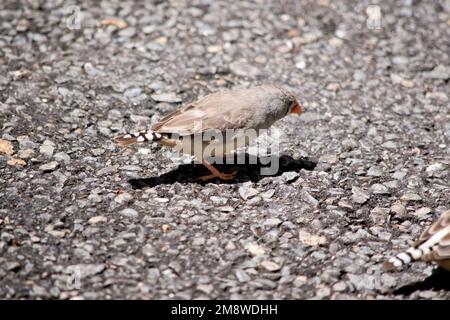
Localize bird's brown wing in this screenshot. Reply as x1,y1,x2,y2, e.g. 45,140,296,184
424,232,450,261
152,90,258,136
415,210,450,261
415,210,450,246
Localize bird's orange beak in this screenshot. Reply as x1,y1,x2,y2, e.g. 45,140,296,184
290,102,303,115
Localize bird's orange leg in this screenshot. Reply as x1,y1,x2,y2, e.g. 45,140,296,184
198,158,238,182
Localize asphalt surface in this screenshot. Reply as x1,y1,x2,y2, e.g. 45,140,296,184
0,0,449,299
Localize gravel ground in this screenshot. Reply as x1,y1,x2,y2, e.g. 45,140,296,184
0,0,449,299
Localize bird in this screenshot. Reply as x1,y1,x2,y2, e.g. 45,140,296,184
384,210,450,271
115,85,302,181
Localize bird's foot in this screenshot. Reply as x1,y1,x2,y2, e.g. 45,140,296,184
197,169,238,182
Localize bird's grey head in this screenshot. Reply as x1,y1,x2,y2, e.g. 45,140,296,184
265,85,303,119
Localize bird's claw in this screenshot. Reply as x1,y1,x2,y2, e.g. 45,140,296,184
197,169,238,182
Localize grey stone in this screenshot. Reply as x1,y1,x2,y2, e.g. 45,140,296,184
18,149,34,159
151,93,182,103
260,260,281,272
260,189,275,200
392,56,409,65
301,190,319,207
115,192,133,204
426,163,446,176
422,65,450,80
392,170,407,180
120,208,138,218
83,62,103,77
124,87,143,100
54,152,70,163
401,193,422,201
391,203,406,216
91,148,105,156
353,69,366,82
367,166,383,177
210,196,228,205
5,261,21,272
412,207,431,218
118,27,136,38
32,285,50,298
39,161,59,172
281,171,299,183
347,274,380,291
235,269,251,282
39,140,55,158
418,290,438,299
382,141,398,149
351,186,370,204
263,218,282,227
371,184,390,195
97,166,118,176
229,61,261,77
67,264,105,277
332,281,347,292
17,136,37,150
238,185,259,200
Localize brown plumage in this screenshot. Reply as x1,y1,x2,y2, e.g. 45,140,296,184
384,210,450,271
115,85,302,181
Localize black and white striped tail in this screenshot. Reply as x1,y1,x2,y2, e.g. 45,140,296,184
115,129,162,147
384,246,431,270
384,221,450,270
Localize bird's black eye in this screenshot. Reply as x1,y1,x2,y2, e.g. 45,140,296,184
286,103,293,115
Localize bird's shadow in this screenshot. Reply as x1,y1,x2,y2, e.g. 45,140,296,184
129,154,317,188
393,267,450,295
